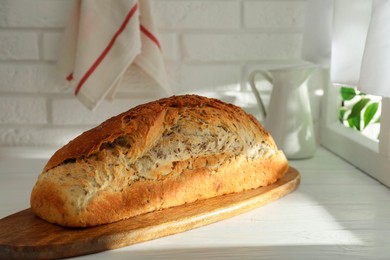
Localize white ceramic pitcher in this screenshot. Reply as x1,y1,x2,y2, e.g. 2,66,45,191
249,65,317,159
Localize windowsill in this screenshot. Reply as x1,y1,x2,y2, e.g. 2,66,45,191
1,146,389,259
326,121,379,152
321,120,390,187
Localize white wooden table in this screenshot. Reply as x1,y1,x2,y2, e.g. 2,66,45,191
1,147,389,259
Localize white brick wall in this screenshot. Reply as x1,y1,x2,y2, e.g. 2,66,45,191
244,1,305,28
153,1,241,29
0,96,47,124
0,31,39,60
0,0,323,150
0,0,71,28
182,33,302,61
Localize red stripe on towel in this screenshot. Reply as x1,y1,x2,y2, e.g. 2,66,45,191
140,24,161,50
66,73,74,81
74,3,139,96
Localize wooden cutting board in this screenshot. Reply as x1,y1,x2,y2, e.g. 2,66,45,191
0,167,300,260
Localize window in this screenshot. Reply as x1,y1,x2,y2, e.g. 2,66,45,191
303,0,390,187
320,73,390,187
338,86,381,141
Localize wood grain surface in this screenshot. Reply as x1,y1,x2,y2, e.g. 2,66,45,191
0,167,300,260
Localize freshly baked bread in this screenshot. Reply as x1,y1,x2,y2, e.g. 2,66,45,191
30,95,288,227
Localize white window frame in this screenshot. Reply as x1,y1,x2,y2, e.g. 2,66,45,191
320,69,390,187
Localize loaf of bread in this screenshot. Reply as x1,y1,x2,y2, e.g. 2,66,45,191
30,95,288,227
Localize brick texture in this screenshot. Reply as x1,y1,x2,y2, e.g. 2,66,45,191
0,64,67,93
42,32,62,61
153,0,240,29
182,33,302,61
51,98,156,125
0,127,87,147
0,0,72,28
0,31,39,60
244,1,306,28
177,64,241,92
0,96,47,124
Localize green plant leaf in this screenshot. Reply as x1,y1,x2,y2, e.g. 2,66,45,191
340,87,357,101
363,102,379,128
339,107,347,123
347,98,370,120
348,116,361,130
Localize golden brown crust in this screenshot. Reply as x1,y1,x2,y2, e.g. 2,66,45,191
43,100,167,172
31,95,288,227
44,95,272,172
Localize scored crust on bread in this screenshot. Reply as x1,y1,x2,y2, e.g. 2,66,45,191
30,95,288,227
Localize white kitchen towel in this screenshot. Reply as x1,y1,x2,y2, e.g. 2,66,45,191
57,0,171,110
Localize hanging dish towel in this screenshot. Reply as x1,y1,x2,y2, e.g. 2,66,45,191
57,0,171,110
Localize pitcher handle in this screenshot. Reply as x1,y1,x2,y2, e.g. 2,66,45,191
248,70,273,118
